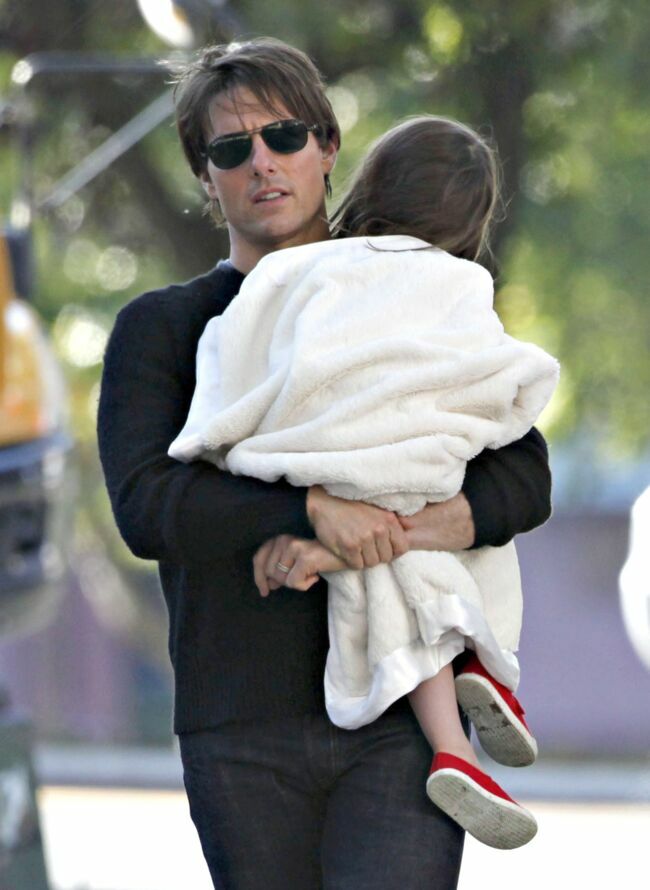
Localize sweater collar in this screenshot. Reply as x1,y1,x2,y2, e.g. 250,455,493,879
214,259,246,309
217,258,244,277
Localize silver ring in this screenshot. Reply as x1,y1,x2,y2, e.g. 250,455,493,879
276,562,291,574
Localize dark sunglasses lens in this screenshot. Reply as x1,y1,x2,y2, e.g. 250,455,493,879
209,136,252,169
206,121,311,169
263,121,309,154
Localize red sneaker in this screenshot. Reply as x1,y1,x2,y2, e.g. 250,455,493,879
455,654,538,767
426,752,538,850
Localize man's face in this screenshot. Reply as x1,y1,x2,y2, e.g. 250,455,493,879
200,87,338,272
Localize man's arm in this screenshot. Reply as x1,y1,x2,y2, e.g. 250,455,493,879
254,430,551,590
97,295,314,565
310,428,552,558
462,427,551,548
99,294,551,565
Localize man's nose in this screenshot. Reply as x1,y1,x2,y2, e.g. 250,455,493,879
249,133,278,175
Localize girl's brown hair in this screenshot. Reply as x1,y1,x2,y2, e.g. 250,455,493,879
331,116,500,261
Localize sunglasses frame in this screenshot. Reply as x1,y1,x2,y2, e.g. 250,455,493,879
202,119,322,170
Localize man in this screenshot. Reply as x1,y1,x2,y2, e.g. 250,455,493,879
98,38,551,889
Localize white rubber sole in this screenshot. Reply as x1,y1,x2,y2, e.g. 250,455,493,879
426,768,538,850
456,672,538,767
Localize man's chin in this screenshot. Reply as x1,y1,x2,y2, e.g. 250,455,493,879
255,224,324,252
231,209,329,262
267,213,329,249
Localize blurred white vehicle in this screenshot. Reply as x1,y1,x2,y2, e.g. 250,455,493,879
619,486,650,671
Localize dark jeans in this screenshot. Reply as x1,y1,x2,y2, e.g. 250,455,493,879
179,707,466,890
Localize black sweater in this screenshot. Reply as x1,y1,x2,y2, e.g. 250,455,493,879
97,261,552,734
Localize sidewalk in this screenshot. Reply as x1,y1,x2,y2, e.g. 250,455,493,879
38,785,650,890
35,746,650,890
460,801,648,889
34,742,650,801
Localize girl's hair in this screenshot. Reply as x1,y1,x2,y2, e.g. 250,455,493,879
331,115,500,261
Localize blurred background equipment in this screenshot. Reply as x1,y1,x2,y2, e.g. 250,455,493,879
0,206,71,890
0,699,50,890
0,227,72,641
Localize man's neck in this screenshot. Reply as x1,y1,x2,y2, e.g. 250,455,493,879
229,227,332,275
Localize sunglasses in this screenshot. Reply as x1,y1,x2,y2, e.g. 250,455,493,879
202,119,321,170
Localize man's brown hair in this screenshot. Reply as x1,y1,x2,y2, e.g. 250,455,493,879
173,37,341,178
332,116,500,261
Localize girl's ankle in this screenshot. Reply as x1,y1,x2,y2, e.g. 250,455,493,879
437,743,481,769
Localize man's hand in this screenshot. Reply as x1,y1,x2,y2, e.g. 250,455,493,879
253,534,348,597
306,485,410,570
399,493,475,552
254,491,475,596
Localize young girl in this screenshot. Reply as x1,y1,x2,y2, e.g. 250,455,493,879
169,115,559,850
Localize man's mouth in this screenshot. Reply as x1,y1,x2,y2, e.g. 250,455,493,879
253,189,289,203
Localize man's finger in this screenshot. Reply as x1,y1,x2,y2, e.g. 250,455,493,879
253,544,272,597
265,539,292,583
344,551,364,570
388,522,410,559
254,537,292,597
287,550,323,588
360,534,380,568
375,527,394,563
268,536,314,588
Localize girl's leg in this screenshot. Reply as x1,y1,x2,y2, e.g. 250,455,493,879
409,664,538,850
407,664,480,767
455,654,538,767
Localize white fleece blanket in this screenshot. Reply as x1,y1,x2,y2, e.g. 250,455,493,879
169,235,559,729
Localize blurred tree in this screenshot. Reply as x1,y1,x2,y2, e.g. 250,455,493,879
0,0,647,690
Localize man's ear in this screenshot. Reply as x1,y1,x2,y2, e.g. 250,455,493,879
321,139,338,176
199,169,219,201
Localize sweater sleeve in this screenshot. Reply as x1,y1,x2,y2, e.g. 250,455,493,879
97,294,314,565
461,426,552,549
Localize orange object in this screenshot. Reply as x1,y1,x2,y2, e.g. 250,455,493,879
0,234,56,445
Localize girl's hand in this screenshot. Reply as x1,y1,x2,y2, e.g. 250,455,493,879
252,534,348,597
